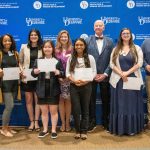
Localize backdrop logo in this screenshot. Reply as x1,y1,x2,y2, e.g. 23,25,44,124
80,34,88,39
63,17,82,26
0,19,7,25
100,17,120,25
80,1,89,9
127,0,135,8
26,18,45,26
132,33,135,40
138,16,150,25
33,1,42,9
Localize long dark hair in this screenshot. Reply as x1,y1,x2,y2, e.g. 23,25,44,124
69,38,90,72
27,29,43,49
0,33,17,51
112,28,138,65
42,40,55,58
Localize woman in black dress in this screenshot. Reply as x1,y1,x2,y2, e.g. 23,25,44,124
19,29,43,131
31,40,64,139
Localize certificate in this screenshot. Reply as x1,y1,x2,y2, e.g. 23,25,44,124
3,67,20,81
74,68,93,81
123,77,142,90
23,69,37,81
37,59,57,72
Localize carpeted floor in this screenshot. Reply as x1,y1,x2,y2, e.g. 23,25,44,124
0,126,150,150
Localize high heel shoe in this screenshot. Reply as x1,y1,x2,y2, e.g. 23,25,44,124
27,121,34,132
34,120,40,132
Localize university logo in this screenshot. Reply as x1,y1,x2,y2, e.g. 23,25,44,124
80,1,88,9
0,19,7,25
132,33,135,40
80,34,88,39
33,1,42,9
100,16,120,25
138,16,150,25
26,18,45,26
63,17,82,26
127,0,135,9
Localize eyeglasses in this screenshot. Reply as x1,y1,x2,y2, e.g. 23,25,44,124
122,32,130,35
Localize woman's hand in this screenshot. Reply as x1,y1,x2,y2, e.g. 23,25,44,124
20,71,26,79
0,68,4,78
75,80,88,86
121,71,129,82
34,68,40,74
54,69,60,75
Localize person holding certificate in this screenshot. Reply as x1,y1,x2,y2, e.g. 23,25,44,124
109,28,144,135
31,40,64,139
19,29,43,132
55,30,72,132
0,34,20,137
66,38,96,140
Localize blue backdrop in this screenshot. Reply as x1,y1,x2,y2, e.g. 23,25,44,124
0,0,149,126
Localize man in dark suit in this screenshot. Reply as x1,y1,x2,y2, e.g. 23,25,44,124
85,20,114,131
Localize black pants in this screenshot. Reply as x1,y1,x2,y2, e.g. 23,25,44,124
70,83,92,133
89,81,110,128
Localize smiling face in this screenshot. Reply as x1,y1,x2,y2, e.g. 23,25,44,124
121,29,131,42
75,40,85,56
43,41,54,57
60,32,69,46
30,31,39,44
94,20,105,36
2,35,12,51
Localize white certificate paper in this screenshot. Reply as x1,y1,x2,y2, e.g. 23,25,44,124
123,77,142,90
3,67,20,81
37,59,57,72
74,68,93,81
23,69,37,81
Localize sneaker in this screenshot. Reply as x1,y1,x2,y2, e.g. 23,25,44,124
88,125,96,133
38,131,49,138
51,132,57,139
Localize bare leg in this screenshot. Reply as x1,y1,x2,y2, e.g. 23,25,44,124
49,105,58,133
40,105,49,132
34,92,40,129
65,99,71,131
59,98,65,131
25,92,34,129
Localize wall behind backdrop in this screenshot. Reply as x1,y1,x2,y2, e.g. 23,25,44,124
0,0,149,126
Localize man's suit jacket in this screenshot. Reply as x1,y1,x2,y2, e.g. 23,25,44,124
85,35,114,76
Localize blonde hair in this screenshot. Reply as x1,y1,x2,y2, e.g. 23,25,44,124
55,30,72,52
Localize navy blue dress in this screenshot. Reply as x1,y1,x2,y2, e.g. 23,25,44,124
109,52,144,135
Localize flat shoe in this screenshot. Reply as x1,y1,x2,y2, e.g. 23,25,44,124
81,134,87,140
74,133,80,139
66,127,72,132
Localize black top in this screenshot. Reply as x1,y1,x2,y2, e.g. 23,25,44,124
1,51,18,92
29,46,38,68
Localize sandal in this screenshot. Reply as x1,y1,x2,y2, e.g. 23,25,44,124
60,126,65,132
27,121,34,132
34,120,40,132
74,133,80,139
66,127,72,132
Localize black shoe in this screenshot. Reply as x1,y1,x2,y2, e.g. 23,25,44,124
88,125,96,133
38,131,49,138
51,132,57,139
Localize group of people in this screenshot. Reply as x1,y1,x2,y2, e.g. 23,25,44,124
0,19,149,140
